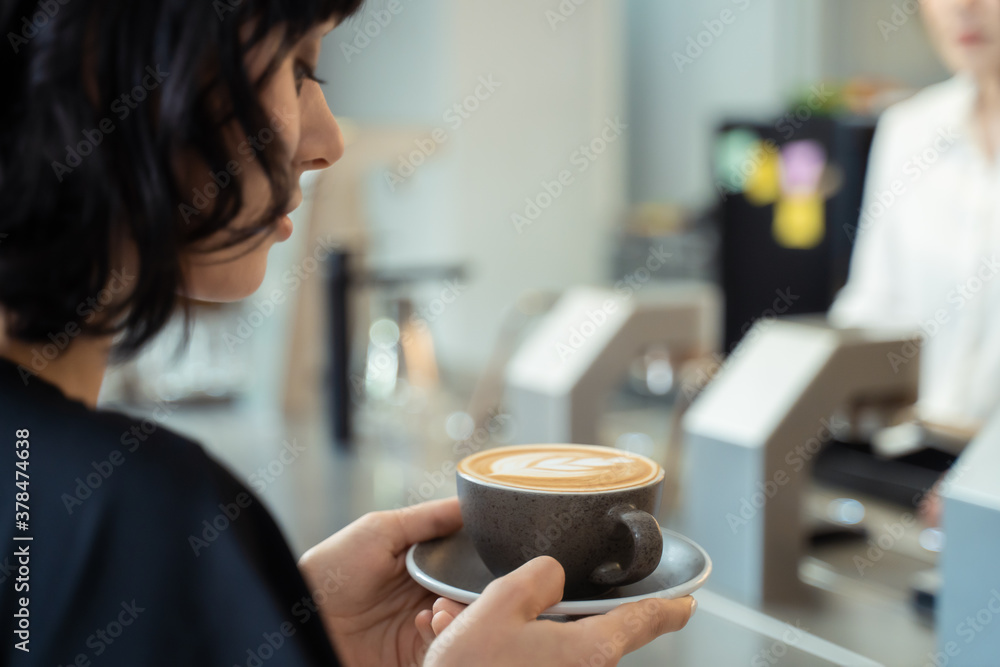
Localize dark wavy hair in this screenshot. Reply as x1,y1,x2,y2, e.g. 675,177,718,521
0,0,361,358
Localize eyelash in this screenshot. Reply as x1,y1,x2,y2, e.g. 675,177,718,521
294,60,325,94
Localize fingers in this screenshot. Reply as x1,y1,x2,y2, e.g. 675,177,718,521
415,609,436,646
476,556,566,621
572,596,696,658
411,598,466,638
386,497,464,556
430,598,466,637
431,609,456,636
432,597,467,618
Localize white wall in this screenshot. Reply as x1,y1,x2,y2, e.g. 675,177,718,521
820,0,948,88
626,0,824,207
321,0,627,375
316,0,946,378
625,0,946,208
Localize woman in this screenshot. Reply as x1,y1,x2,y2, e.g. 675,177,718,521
832,0,1000,436
0,0,694,665
830,0,1000,525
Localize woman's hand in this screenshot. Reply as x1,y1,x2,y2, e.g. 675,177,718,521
419,557,696,667
298,497,463,667
300,496,695,667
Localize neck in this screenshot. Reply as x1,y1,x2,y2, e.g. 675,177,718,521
978,73,1000,113
974,72,1000,161
0,334,112,409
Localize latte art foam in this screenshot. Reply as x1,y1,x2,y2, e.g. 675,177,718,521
458,444,663,492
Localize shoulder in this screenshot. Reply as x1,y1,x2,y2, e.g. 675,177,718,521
0,365,235,524
875,76,971,150
33,400,251,549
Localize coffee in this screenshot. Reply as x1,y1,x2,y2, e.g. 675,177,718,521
457,443,665,599
457,444,662,493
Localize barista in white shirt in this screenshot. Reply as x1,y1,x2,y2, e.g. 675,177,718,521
831,0,1000,436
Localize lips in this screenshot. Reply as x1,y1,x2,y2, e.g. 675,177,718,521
272,190,301,241
958,31,984,45
275,214,293,241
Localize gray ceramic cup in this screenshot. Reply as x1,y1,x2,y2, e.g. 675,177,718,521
457,448,665,600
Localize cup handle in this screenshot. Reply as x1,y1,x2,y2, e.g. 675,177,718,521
589,504,663,587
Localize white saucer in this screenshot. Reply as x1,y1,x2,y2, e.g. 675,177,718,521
405,526,712,616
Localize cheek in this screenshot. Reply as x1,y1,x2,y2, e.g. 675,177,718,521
183,241,274,302
266,77,302,148
922,3,950,40
988,7,1000,42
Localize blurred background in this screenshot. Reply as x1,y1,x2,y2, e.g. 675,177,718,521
97,1,1000,665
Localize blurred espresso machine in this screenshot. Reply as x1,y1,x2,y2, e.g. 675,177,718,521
504,283,721,446
681,319,920,606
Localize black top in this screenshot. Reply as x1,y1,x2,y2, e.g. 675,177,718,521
0,357,341,666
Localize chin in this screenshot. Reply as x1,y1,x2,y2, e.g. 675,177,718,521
223,263,270,302
185,247,272,303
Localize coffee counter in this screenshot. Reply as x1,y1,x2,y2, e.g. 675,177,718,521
115,391,920,665
622,590,880,667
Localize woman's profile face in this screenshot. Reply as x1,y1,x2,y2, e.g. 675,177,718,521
181,18,345,302
923,0,1000,78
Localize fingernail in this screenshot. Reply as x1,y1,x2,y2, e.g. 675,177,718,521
689,597,698,617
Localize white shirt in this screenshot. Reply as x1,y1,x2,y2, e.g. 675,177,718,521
830,74,1000,429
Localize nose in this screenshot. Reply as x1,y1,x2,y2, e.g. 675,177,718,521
296,90,345,172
